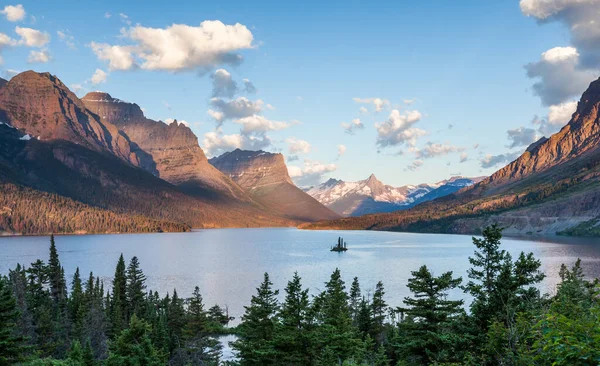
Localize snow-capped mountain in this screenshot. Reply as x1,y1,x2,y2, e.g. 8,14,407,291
305,174,484,216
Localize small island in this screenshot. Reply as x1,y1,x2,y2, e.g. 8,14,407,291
331,236,348,252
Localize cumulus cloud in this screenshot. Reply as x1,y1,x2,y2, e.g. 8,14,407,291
90,69,108,85
532,100,578,135
375,109,426,148
27,49,50,63
341,118,364,135
353,97,390,112
506,127,539,148
3,69,19,79
243,78,256,94
337,144,347,157
208,97,263,123
480,152,521,169
287,155,299,162
1,4,25,22
525,47,596,106
289,159,337,187
211,68,237,98
286,137,311,154
104,12,111,19
70,83,84,95
358,106,368,114
235,115,289,134
403,99,415,105
459,152,468,163
90,21,253,72
413,142,465,159
203,131,271,157
16,27,50,47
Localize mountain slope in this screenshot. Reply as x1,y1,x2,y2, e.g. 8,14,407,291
81,92,250,201
305,174,481,216
210,149,340,222
304,77,600,236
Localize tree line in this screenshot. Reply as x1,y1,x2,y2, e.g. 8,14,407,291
1,225,599,365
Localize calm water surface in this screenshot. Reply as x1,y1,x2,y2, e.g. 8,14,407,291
1,228,599,323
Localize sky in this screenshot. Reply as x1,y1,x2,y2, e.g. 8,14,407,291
0,0,597,187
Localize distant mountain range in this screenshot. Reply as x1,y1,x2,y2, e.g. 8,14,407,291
305,174,484,216
304,77,600,236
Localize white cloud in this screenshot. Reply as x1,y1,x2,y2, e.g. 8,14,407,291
211,68,237,97
548,100,577,125
480,152,521,169
243,78,256,94
286,137,311,154
337,144,346,157
208,96,262,123
403,99,415,105
119,13,131,26
89,42,136,71
525,46,596,106
90,69,108,85
235,115,289,134
358,106,368,114
353,97,390,112
104,12,112,19
90,21,253,72
375,109,426,148
57,30,75,49
27,49,50,63
15,27,50,47
341,118,364,135
3,69,19,79
290,159,337,187
413,142,465,159
70,83,84,95
506,127,539,148
1,4,25,22
459,152,468,163
203,131,271,157
0,33,17,63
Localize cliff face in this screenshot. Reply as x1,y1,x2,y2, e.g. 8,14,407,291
0,72,144,167
81,92,249,200
210,149,340,222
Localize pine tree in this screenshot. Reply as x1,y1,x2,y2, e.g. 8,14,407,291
167,289,186,352
105,315,163,366
0,275,27,364
110,254,127,336
231,272,280,366
47,234,66,303
125,256,146,320
349,277,361,325
70,267,84,340
180,286,221,364
82,338,96,366
396,265,464,364
371,281,388,344
274,272,312,365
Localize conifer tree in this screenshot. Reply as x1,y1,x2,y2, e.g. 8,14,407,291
0,275,26,364
125,256,146,320
48,234,66,303
371,281,388,344
349,277,361,324
70,267,84,340
231,272,280,365
106,315,163,366
396,265,464,364
110,254,127,335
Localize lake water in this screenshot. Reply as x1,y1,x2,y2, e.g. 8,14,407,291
1,228,600,323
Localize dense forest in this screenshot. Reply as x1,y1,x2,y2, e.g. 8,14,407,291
1,226,599,365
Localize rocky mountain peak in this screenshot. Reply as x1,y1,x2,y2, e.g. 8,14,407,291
209,149,293,188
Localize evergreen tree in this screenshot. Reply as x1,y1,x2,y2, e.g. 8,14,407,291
231,272,280,366
69,268,84,340
0,275,27,365
105,315,163,366
396,265,464,365
82,339,96,366
274,272,312,365
348,277,361,325
110,254,127,336
371,281,387,344
167,289,186,352
47,234,66,303
125,256,146,320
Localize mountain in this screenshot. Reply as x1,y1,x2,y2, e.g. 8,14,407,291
304,77,600,236
81,92,249,201
305,174,482,216
209,149,340,222
0,71,293,235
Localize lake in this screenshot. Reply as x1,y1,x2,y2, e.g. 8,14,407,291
1,228,600,323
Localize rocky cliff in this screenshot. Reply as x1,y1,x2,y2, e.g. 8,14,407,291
81,92,249,200
0,72,145,167
210,149,340,222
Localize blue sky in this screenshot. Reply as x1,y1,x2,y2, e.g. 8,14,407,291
0,0,595,187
